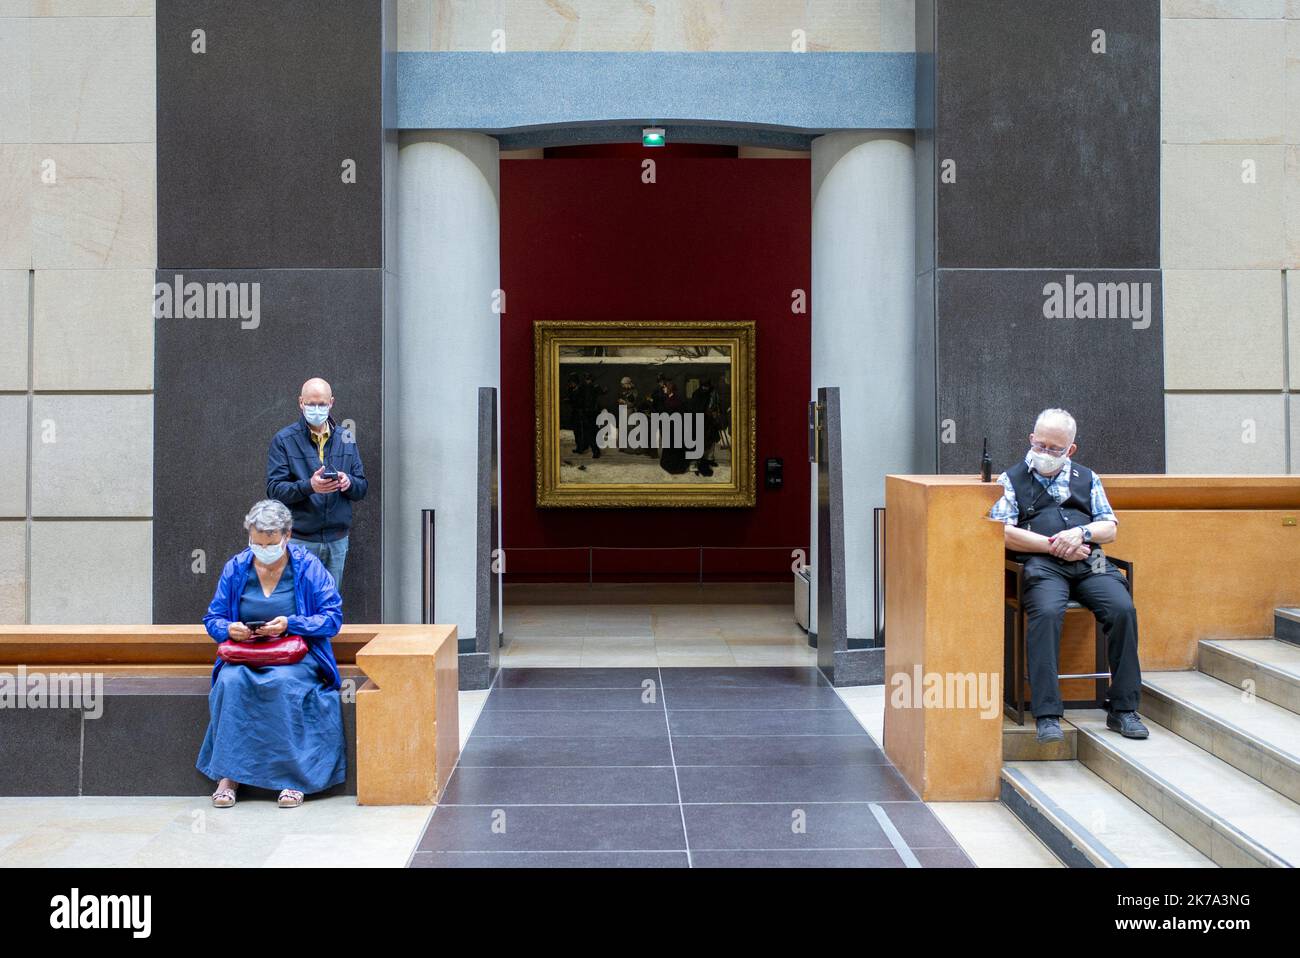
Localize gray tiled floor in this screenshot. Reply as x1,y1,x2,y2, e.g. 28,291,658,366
411,667,973,868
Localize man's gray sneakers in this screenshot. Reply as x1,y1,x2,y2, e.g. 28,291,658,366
1035,716,1064,744
1106,710,1150,739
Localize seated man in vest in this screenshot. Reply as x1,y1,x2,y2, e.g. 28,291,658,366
989,408,1149,744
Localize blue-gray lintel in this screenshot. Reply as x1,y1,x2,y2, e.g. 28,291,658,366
396,51,917,150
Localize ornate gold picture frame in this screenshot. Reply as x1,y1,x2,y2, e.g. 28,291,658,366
534,321,757,508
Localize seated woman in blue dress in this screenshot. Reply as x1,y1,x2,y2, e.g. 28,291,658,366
198,499,346,808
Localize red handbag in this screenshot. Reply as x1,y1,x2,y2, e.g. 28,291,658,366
217,634,309,666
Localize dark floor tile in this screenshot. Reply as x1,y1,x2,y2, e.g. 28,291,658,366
914,847,975,868
471,709,669,738
418,804,686,852
668,709,867,736
497,668,659,689
658,667,829,689
683,802,892,851
692,849,904,868
671,735,886,767
664,686,847,710
457,736,674,767
441,766,679,806
873,800,959,848
677,764,915,804
484,688,663,711
410,850,689,868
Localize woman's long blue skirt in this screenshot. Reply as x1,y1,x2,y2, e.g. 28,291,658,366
196,659,346,794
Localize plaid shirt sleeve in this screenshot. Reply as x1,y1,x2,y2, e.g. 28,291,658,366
1090,473,1118,524
988,473,1019,525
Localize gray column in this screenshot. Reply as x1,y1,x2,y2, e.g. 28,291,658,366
386,132,500,631
810,131,917,641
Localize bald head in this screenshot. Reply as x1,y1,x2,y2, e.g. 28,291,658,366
300,378,333,404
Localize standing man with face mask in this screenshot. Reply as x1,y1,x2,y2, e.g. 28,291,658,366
988,408,1148,745
265,377,367,592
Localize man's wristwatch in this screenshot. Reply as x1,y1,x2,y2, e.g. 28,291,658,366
1078,526,1092,542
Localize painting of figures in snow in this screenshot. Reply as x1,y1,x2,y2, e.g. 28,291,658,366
534,322,756,508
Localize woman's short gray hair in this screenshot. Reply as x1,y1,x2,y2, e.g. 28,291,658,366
243,499,293,536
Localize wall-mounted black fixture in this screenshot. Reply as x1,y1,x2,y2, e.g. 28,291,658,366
765,457,783,490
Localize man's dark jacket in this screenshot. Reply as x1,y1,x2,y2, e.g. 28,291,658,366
266,416,367,541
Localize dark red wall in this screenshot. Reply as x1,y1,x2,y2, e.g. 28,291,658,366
499,155,811,581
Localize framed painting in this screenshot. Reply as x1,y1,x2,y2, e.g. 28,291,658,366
534,321,757,508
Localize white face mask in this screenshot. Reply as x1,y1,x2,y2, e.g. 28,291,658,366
249,538,286,564
1028,450,1065,475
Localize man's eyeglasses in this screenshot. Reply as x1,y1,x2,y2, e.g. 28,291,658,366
1030,440,1071,457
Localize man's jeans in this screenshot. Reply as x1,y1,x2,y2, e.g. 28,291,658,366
294,535,349,593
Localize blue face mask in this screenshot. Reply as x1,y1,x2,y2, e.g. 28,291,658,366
303,404,330,427
249,538,286,564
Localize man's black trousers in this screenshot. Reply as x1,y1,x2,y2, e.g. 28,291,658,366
1020,555,1142,718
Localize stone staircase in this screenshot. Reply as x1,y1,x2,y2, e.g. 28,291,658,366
1001,607,1300,867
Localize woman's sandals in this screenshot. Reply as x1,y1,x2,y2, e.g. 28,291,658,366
277,789,305,808
211,785,237,808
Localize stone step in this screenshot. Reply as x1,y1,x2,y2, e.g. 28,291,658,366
1001,761,1215,868
1142,670,1300,805
1198,638,1300,715
1070,709,1300,867
1003,716,1076,761
1276,607,1300,647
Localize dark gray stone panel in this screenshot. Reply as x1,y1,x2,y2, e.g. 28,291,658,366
936,269,1164,475
152,269,383,625
156,0,383,268
81,694,213,796
0,708,82,796
935,0,1160,268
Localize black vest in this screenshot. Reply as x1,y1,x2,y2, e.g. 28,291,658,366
1007,460,1100,563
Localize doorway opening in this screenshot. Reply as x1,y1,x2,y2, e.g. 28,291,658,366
498,141,813,667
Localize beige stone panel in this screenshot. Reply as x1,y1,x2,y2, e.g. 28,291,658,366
0,2,25,13
29,520,150,623
503,0,579,50
580,0,655,51
0,395,26,517
879,0,913,51
1288,145,1300,265
1162,0,1287,15
29,1,153,14
1162,269,1285,389
30,393,152,516
655,0,724,50
1287,21,1300,144
431,0,504,50
30,143,155,268
1164,393,1287,473
29,16,154,143
0,18,31,144
0,269,27,389
32,268,153,390
0,145,32,268
718,0,806,52
1290,271,1300,385
0,521,25,624
1162,19,1284,144
1162,144,1285,268
1292,396,1299,472
398,0,433,50
1291,0,1300,16
804,0,879,52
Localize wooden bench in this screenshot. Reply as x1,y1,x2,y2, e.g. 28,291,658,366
0,625,458,805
